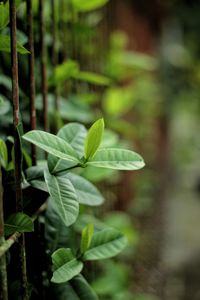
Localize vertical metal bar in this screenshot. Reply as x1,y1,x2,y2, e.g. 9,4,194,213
9,1,28,299
39,0,48,132
27,0,37,165
0,166,8,300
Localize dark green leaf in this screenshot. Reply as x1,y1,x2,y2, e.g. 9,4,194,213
51,259,83,283
4,212,34,236
52,248,75,270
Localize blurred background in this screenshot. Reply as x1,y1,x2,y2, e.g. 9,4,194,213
1,0,200,299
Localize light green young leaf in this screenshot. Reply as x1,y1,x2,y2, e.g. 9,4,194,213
87,148,145,170
0,1,9,30
84,118,104,160
51,259,83,283
0,139,8,169
0,35,30,54
80,223,94,254
72,0,109,12
44,169,79,227
52,60,79,85
74,71,111,86
52,248,75,270
4,212,34,236
23,130,80,163
83,228,127,261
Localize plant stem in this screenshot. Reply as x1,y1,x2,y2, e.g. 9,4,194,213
9,1,28,298
39,0,48,133
0,165,8,300
27,0,37,165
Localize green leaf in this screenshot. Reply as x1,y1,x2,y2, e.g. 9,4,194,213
70,274,98,300
87,148,145,170
74,71,110,86
0,2,9,30
23,130,80,163
72,0,109,12
83,228,127,261
84,118,104,160
80,223,94,254
52,60,79,85
44,169,79,227
58,123,87,157
0,139,8,169
52,248,75,270
4,212,34,236
0,95,11,115
48,123,87,174
0,35,30,54
51,259,83,283
64,173,104,206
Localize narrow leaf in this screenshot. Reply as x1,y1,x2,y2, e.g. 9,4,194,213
4,212,34,236
0,139,8,169
80,223,94,254
84,118,104,160
23,130,80,163
87,148,145,170
83,228,127,261
44,169,79,227
51,259,83,283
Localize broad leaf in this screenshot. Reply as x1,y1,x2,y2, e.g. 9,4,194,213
83,228,127,261
51,259,83,283
87,148,145,170
72,0,109,12
25,165,44,182
23,130,80,163
4,212,34,236
44,169,79,227
52,248,75,270
48,123,87,174
84,118,104,160
80,223,94,254
65,173,104,206
0,139,8,169
58,123,87,157
0,35,30,54
70,274,98,300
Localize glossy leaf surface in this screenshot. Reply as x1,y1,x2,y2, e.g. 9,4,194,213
44,169,79,227
87,148,145,170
